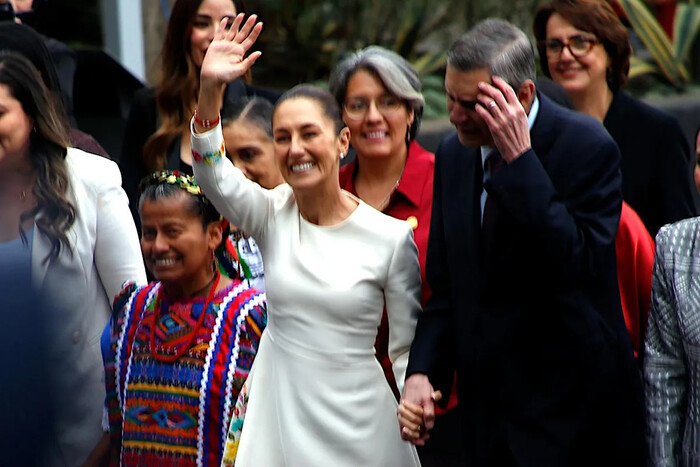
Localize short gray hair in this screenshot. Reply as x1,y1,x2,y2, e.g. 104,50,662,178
447,19,536,89
329,46,425,141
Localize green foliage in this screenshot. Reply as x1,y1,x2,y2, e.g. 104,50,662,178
247,0,468,117
620,0,700,90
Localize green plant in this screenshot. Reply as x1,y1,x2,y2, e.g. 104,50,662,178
247,0,467,118
619,0,700,90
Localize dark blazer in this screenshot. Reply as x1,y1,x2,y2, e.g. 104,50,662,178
605,91,697,237
407,94,645,466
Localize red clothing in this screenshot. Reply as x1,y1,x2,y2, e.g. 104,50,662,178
340,142,461,412
616,202,655,361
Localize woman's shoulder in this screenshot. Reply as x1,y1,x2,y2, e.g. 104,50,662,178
221,283,267,326
66,147,121,186
656,216,700,250
112,281,154,314
609,91,681,131
356,202,414,239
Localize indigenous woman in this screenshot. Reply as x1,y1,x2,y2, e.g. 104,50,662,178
192,15,422,466
103,170,266,466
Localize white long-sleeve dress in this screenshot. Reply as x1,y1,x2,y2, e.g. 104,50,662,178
192,124,422,467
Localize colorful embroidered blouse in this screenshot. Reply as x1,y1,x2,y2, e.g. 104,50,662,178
104,280,266,467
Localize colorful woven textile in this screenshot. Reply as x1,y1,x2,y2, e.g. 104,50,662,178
105,280,266,466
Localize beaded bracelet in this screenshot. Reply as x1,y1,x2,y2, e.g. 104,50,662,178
193,108,220,129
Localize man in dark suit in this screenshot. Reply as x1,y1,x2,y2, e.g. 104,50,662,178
399,19,645,466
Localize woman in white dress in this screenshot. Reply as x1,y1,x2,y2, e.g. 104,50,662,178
190,14,422,467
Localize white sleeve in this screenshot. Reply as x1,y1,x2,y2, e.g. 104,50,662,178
385,225,422,394
191,120,283,241
94,161,147,302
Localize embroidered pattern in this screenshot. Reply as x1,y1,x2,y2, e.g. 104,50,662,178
193,141,226,166
105,281,267,467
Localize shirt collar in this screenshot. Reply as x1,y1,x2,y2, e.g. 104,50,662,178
339,141,431,209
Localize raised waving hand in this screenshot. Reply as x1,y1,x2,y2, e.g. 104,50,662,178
197,14,263,124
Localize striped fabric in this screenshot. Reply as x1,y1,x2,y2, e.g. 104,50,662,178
105,280,266,467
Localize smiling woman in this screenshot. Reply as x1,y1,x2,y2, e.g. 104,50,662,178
191,15,422,466
534,0,697,238
0,51,147,466
100,170,267,466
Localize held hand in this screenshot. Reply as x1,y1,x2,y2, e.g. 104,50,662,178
475,76,531,164
398,374,440,446
199,13,263,92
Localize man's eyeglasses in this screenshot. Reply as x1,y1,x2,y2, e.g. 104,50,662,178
540,35,599,58
343,96,403,120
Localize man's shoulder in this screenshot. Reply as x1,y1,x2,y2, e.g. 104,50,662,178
435,132,473,160
537,95,614,146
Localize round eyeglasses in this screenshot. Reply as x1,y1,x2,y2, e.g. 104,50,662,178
343,96,403,120
540,35,599,58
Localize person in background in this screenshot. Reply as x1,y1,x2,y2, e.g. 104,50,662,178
399,18,644,465
120,0,278,230
0,21,109,157
644,216,700,465
192,15,422,465
329,46,461,466
217,96,284,292
99,170,266,466
0,0,78,124
534,0,698,238
0,51,146,465
534,0,670,365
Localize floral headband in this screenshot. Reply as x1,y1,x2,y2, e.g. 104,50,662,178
138,170,228,225
138,170,208,200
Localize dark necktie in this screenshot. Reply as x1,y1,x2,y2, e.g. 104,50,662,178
482,151,505,257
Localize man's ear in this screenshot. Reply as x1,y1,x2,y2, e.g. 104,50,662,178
517,79,536,113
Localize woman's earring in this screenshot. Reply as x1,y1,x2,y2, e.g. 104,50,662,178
340,152,345,159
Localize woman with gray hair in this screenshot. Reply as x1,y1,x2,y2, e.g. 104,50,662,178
329,45,432,376
330,46,461,466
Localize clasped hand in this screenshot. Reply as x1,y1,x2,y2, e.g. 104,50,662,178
398,374,442,446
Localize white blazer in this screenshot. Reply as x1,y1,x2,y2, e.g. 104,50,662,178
31,148,146,466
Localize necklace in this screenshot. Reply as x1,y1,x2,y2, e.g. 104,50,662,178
150,270,221,363
376,164,405,211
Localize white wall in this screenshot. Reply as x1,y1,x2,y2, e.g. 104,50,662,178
100,0,146,83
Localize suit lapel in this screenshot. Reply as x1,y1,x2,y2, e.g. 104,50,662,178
442,143,482,273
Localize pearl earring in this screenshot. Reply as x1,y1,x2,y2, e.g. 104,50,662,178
340,152,345,159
